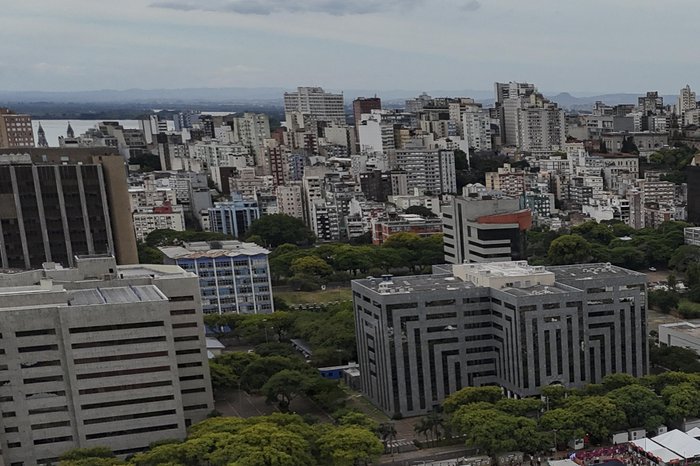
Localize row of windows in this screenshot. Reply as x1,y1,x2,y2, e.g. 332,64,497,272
81,394,174,410
69,321,164,334
84,409,177,425
86,423,179,440
76,365,170,380
74,351,168,365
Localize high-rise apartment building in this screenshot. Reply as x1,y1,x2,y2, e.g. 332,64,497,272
207,196,261,238
160,241,274,315
353,97,382,128
0,108,34,148
353,261,648,417
276,183,304,219
389,149,457,195
495,82,565,153
442,196,532,264
678,85,697,117
0,148,138,270
0,256,213,465
284,87,346,128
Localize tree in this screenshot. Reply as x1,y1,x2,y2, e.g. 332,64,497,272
337,411,379,432
207,422,314,466
650,345,700,372
648,289,680,313
290,256,334,278
239,355,308,391
318,425,383,466
601,373,638,392
607,385,665,430
60,447,126,465
450,406,538,456
262,369,312,411
377,422,398,453
662,382,700,422
405,205,438,218
209,361,238,391
621,136,639,154
246,214,315,247
547,235,592,265
495,397,543,417
564,396,625,443
454,149,470,170
443,386,503,413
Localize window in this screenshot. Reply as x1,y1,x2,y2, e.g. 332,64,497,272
34,436,72,445
85,424,179,440
184,404,209,411
69,321,164,334
79,380,172,395
81,395,174,410
77,366,170,380
169,296,194,302
19,344,57,353
72,336,166,349
75,351,168,364
15,329,56,337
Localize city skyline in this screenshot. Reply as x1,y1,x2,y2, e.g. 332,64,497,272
2,0,700,94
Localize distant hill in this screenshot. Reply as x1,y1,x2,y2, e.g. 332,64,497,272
547,92,677,110
0,87,678,111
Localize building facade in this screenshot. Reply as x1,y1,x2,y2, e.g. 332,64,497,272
390,149,457,195
353,261,648,417
0,256,213,465
0,148,138,270
207,197,260,238
0,108,34,148
160,241,274,315
442,196,532,264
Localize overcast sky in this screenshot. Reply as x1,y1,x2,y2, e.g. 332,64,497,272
1,0,698,95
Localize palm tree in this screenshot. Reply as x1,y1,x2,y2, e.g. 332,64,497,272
414,418,431,446
425,411,445,447
378,422,398,454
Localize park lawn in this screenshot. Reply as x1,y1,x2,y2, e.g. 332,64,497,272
275,288,353,305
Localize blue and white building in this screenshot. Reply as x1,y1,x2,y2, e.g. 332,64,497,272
208,195,260,238
159,241,274,314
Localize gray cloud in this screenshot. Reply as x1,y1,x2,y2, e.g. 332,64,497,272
150,0,423,15
462,0,481,12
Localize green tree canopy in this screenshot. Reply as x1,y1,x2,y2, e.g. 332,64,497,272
318,425,384,466
442,386,503,413
246,214,315,247
547,235,592,265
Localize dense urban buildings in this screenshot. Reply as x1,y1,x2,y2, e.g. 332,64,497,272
353,261,648,417
159,241,274,315
0,256,213,465
0,148,138,270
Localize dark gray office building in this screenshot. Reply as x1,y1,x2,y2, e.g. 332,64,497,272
353,261,647,417
0,148,138,270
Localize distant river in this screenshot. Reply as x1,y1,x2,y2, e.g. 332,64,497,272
31,120,141,147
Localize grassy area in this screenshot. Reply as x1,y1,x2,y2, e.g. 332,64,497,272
275,288,352,305
678,299,700,318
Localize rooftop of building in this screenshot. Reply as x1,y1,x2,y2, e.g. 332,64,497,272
68,285,167,306
355,261,645,296
548,263,646,281
354,273,476,295
659,321,700,338
159,241,270,260
0,147,120,163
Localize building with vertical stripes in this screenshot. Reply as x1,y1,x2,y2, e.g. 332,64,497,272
0,148,138,270
352,261,647,417
0,256,213,465
159,241,274,315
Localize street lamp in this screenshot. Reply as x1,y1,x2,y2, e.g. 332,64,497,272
262,318,269,343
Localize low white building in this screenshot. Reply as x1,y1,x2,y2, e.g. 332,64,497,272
685,227,700,246
659,322,700,355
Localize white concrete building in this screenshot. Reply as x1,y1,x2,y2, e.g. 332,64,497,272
284,87,345,128
0,257,213,465
390,148,456,195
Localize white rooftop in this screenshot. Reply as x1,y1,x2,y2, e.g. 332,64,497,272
453,261,555,290
159,241,270,260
